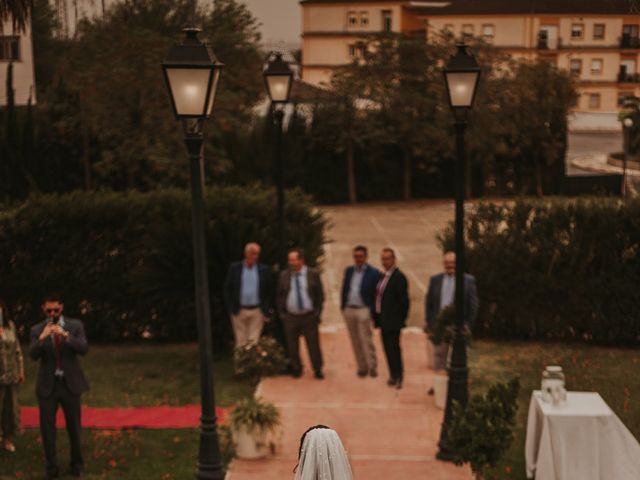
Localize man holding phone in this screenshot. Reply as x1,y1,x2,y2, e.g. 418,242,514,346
29,295,89,479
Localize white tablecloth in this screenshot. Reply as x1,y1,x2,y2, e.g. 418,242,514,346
525,391,640,480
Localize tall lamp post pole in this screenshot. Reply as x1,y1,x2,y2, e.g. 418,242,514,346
622,117,633,198
437,43,481,462
162,27,225,480
263,52,293,268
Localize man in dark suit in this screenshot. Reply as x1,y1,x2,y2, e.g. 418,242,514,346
341,245,380,378
29,295,89,479
374,248,409,389
223,242,272,348
425,251,478,394
277,248,325,379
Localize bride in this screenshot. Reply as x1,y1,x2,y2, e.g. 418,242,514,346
294,425,353,480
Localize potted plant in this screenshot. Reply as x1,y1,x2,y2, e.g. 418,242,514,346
230,397,281,459
234,336,289,386
447,378,520,480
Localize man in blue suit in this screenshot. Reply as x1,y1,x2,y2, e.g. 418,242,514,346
341,245,381,377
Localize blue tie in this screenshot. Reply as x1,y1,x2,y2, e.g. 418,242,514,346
295,273,304,311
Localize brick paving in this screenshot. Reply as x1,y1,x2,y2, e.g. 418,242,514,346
227,327,472,480
227,202,472,480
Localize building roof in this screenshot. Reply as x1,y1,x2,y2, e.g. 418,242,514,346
408,0,637,15
301,0,638,15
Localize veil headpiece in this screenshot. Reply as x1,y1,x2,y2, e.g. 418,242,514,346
294,427,353,480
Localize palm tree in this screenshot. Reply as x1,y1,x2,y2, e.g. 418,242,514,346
0,0,30,32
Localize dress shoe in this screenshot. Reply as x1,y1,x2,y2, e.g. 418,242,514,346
427,387,435,396
70,466,84,477
314,370,325,380
387,378,397,387
395,379,403,389
357,370,367,378
369,368,378,378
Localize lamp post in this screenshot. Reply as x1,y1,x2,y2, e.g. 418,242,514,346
437,43,480,462
622,116,633,198
162,27,225,480
263,52,293,268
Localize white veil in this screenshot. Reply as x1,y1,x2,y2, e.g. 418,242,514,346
294,428,354,480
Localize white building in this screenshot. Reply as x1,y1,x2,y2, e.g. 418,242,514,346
0,21,36,106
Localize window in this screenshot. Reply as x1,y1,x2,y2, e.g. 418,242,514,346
382,10,392,32
591,58,603,74
570,58,582,75
623,24,639,37
349,43,366,59
360,11,369,26
571,23,584,39
482,24,494,42
588,93,601,109
462,24,474,40
348,11,357,27
593,23,605,40
0,36,20,61
570,94,580,108
618,92,634,106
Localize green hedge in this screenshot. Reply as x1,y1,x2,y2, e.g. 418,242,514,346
438,198,640,344
0,186,326,350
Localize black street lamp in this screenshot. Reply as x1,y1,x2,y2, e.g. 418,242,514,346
263,52,293,268
162,27,225,480
437,43,480,462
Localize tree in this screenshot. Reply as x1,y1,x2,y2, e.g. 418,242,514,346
0,0,29,31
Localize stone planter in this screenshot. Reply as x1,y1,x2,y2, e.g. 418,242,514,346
232,424,269,460
434,371,449,409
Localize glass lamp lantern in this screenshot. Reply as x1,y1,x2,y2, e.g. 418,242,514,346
162,28,224,119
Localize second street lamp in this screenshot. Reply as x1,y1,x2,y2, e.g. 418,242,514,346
263,52,293,268
437,43,480,462
162,27,225,480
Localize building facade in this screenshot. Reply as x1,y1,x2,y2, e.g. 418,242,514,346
0,21,36,106
300,0,640,130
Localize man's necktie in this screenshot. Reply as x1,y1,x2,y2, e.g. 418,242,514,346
295,273,304,311
54,334,62,371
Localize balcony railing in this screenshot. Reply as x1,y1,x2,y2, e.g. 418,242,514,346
618,71,640,83
620,33,640,48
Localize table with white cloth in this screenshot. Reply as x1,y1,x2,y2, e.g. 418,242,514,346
525,391,640,480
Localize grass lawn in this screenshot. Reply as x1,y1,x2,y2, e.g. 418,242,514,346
1,343,252,479
468,340,640,480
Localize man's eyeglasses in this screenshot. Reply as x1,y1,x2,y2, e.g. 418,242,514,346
45,309,61,314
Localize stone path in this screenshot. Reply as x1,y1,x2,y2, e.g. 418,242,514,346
227,201,472,479
227,327,472,480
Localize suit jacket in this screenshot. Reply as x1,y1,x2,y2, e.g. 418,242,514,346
29,318,90,398
340,264,381,315
277,267,324,320
375,268,410,332
223,261,272,317
425,273,478,331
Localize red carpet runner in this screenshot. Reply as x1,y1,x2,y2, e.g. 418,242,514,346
21,405,230,429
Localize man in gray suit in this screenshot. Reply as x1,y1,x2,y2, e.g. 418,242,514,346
277,248,325,379
425,251,478,394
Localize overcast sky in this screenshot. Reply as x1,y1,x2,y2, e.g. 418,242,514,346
240,0,302,47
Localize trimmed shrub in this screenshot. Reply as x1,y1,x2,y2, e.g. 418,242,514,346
0,186,326,350
438,197,640,344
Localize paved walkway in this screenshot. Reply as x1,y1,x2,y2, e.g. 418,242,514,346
320,201,455,329
227,202,471,479
227,327,472,480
